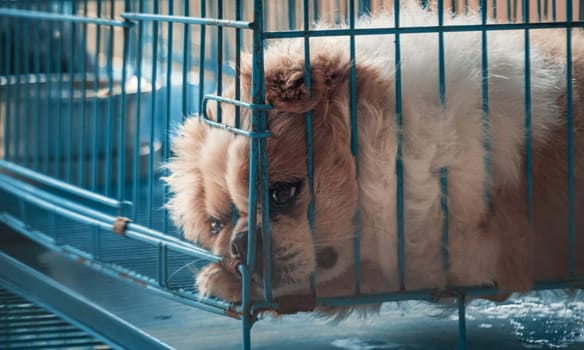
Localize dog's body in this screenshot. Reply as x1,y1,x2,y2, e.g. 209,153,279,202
166,4,584,309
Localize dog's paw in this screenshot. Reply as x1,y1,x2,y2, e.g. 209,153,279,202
196,263,242,303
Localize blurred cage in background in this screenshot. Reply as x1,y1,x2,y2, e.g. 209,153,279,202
0,0,584,349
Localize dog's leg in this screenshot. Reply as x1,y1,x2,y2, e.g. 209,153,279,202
196,264,243,302
489,187,534,293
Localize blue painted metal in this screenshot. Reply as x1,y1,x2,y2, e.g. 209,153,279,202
13,13,21,165
216,0,224,124
0,8,128,26
524,1,534,223
90,0,102,192
481,0,492,209
394,0,406,292
202,95,272,138
264,21,584,39
245,0,268,316
162,0,174,234
121,12,253,29
77,1,89,186
182,0,191,120
235,1,243,128
288,0,296,29
198,0,207,123
132,0,145,220
146,0,160,228
566,0,576,278
65,4,75,183
303,0,317,296
438,0,449,275
349,0,362,296
0,161,129,208
0,175,218,263
458,294,467,350
104,1,116,198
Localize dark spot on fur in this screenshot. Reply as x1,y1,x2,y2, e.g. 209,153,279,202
316,246,338,269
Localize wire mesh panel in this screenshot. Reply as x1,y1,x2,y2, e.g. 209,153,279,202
1,1,584,349
0,287,112,349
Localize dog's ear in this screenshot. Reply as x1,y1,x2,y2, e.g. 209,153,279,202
265,54,350,113
240,52,350,113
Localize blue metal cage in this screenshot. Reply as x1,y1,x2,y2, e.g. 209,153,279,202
1,0,584,349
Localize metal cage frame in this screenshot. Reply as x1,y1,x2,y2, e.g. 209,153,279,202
1,0,584,349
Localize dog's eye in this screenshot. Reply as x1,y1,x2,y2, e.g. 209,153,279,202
269,181,302,208
208,217,225,236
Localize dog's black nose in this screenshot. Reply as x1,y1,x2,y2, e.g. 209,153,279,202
231,231,248,260
230,230,263,273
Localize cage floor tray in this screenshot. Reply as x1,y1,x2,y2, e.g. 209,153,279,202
0,287,111,349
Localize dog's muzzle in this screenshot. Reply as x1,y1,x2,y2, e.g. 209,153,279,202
230,229,264,275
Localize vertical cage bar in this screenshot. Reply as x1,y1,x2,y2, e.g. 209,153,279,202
457,294,467,350
288,0,297,29
90,0,103,191
117,0,131,203
132,0,145,220
198,1,207,116
12,9,21,164
3,15,11,161
240,265,254,350
507,0,512,21
493,0,498,19
163,0,175,233
44,21,53,174
91,225,102,260
438,0,449,275
359,0,371,15
181,0,190,118
104,0,116,197
216,0,224,124
524,0,533,223
256,2,273,301
249,0,267,299
303,0,317,296
55,0,65,179
481,0,492,210
348,0,361,295
159,244,168,288
147,1,160,228
33,13,41,171
65,4,75,183
22,15,30,168
312,0,319,22
394,0,406,291
566,0,576,277
19,198,26,230
78,0,89,187
234,0,242,129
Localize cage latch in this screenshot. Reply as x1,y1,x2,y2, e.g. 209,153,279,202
113,217,132,236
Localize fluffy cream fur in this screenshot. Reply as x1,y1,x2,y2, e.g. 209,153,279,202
165,3,584,312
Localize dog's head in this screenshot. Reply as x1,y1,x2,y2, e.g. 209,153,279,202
166,39,382,305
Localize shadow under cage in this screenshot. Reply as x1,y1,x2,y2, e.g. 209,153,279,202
0,0,583,349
